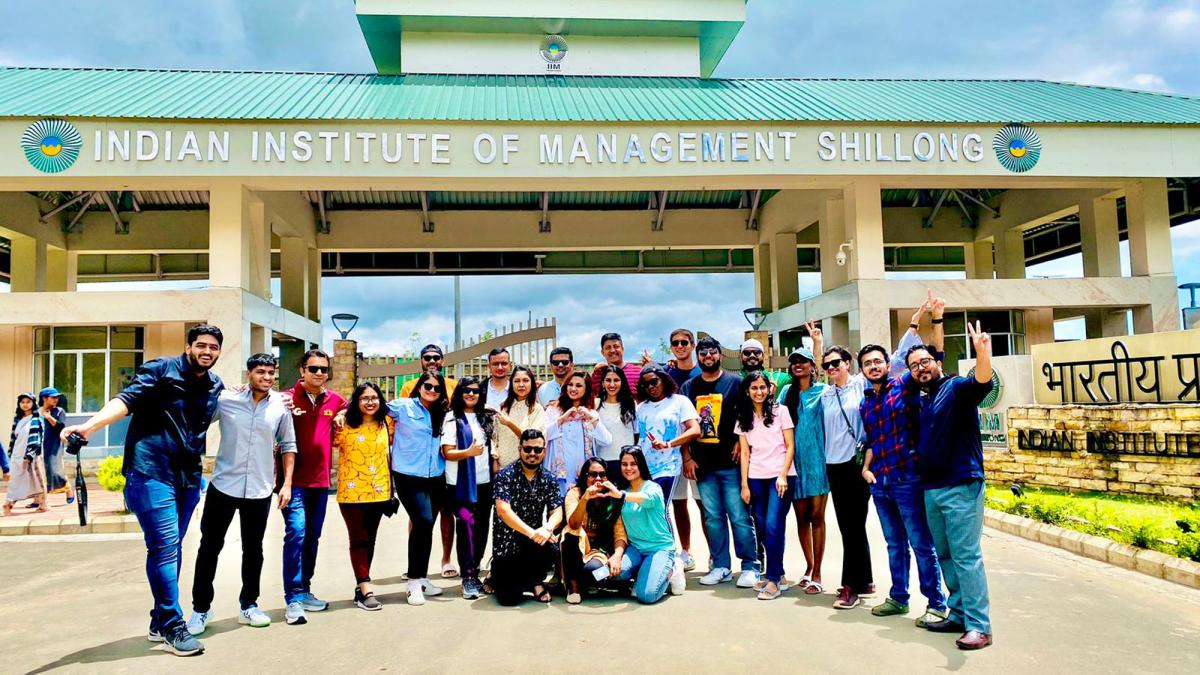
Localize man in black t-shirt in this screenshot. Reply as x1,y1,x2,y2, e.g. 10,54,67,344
680,337,761,589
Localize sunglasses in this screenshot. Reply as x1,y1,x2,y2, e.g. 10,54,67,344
670,339,691,348
520,445,546,454
587,471,607,479
822,358,846,370
641,377,662,387
305,365,329,374
421,354,442,362
908,357,937,371
420,382,443,393
550,359,571,367
742,349,763,357
697,347,721,357
461,388,481,396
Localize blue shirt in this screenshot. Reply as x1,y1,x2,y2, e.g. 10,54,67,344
116,353,223,489
620,481,675,553
387,397,445,478
913,375,994,490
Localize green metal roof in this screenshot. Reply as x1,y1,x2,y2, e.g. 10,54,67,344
1,69,1199,124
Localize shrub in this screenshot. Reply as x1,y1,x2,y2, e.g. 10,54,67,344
1125,518,1163,550
97,455,125,492
1178,533,1200,563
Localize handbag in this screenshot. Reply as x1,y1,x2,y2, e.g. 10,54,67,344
833,386,867,467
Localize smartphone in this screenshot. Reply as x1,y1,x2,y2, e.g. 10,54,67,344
592,565,611,582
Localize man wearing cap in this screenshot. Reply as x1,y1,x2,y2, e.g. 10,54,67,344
399,344,458,398
739,338,789,396
37,387,71,503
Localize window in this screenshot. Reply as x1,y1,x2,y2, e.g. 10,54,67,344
940,310,1027,370
33,326,145,414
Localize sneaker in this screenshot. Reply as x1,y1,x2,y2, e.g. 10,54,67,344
147,628,165,643
461,577,483,600
679,550,696,572
668,557,686,595
833,586,861,610
354,588,383,611
871,597,910,617
419,578,444,597
285,601,308,625
699,567,733,586
915,607,949,628
735,569,760,588
300,592,329,612
185,610,211,636
238,604,271,627
407,580,426,606
163,627,205,657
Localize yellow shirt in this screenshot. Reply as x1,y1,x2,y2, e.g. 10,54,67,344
334,417,394,504
398,376,458,399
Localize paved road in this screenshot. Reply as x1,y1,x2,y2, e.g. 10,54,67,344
3,497,1199,674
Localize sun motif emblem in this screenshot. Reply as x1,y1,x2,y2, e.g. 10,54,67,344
993,124,1042,173
540,35,568,63
21,119,83,174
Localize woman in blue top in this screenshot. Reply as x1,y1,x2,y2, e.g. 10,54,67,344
387,372,450,606
613,447,686,604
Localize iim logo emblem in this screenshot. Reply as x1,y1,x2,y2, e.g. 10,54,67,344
21,119,83,173
967,366,1004,410
993,124,1042,173
540,35,568,70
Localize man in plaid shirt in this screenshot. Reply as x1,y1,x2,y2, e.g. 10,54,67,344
856,293,948,628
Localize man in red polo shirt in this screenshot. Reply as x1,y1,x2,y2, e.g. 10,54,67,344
280,348,346,624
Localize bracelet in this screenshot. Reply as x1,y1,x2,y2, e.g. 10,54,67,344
909,323,919,330
931,318,944,325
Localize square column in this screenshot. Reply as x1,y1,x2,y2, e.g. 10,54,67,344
307,247,322,323
770,232,800,310
209,183,270,297
818,197,848,292
964,240,994,280
752,243,773,309
1079,195,1120,277
842,179,885,282
993,229,1027,279
1125,179,1179,333
8,236,47,292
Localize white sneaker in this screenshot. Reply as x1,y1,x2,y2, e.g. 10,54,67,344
668,557,686,595
185,610,210,636
407,580,426,606
285,601,307,625
699,567,733,585
679,550,696,572
238,604,271,628
736,569,760,588
419,578,444,597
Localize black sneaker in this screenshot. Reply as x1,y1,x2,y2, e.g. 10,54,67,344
461,577,483,600
354,588,383,611
163,627,205,656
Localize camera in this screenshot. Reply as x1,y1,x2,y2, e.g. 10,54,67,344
835,250,847,266
65,432,88,456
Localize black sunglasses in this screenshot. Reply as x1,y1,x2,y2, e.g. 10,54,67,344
520,445,546,454
697,347,721,357
461,388,481,396
550,359,571,367
742,349,763,357
421,354,442,362
305,365,329,374
670,339,691,347
587,471,607,479
420,382,443,393
822,358,845,370
641,377,662,387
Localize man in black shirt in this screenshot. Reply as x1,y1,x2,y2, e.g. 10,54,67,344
680,337,760,589
491,429,563,605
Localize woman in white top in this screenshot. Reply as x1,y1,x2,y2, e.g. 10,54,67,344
440,377,494,599
492,366,547,470
545,371,612,498
594,364,638,476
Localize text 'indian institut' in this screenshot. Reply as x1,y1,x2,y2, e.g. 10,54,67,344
1,1,1198,451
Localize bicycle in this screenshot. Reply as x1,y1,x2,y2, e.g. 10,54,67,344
65,432,89,526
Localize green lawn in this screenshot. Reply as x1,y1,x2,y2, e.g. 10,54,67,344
986,484,1200,562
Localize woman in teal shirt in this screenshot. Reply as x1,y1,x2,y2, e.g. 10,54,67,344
613,447,686,604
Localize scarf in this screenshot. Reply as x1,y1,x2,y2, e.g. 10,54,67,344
455,415,478,505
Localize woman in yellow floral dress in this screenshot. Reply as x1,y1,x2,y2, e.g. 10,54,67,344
335,382,394,611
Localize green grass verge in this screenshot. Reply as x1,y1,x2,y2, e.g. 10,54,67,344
986,484,1200,563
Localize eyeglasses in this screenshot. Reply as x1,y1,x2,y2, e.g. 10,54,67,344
421,354,442,362
520,445,546,454
550,359,571,367
742,349,763,357
861,358,887,368
305,366,329,374
908,357,936,371
359,396,380,403
587,471,607,479
670,339,691,348
461,388,481,396
420,382,443,393
822,358,845,370
641,377,662,387
697,347,721,357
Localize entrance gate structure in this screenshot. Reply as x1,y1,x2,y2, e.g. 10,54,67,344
0,0,1199,454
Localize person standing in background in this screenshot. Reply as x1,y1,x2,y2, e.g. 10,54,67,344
37,387,70,504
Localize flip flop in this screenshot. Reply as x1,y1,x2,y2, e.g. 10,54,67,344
441,563,459,579
798,575,812,589
533,585,553,603
757,585,783,600
805,581,824,595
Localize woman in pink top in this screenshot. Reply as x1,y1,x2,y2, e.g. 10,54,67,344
735,372,796,600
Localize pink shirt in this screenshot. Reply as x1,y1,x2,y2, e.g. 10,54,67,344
734,406,797,479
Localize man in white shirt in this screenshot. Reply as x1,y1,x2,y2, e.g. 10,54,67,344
485,348,512,410
537,347,573,407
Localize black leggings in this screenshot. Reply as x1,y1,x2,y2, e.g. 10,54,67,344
827,460,873,592
394,473,446,580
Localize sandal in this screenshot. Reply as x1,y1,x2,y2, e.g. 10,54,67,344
441,563,459,579
798,575,812,589
532,585,553,603
757,582,783,600
805,581,824,595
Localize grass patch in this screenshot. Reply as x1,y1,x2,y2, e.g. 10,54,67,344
987,484,1200,563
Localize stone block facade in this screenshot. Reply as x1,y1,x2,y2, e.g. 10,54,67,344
986,404,1200,500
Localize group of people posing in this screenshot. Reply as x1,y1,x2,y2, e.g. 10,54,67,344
52,288,995,657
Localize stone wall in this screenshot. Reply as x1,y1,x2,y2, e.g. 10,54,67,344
985,404,1200,500
331,338,358,399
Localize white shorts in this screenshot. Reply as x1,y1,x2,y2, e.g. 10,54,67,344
672,477,699,501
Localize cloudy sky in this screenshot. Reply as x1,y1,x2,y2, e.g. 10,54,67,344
2,0,1199,359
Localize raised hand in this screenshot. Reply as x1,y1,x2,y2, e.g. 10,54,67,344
804,320,823,343
909,291,932,326
966,320,991,357
931,295,946,318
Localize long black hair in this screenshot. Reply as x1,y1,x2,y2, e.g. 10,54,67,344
596,364,636,425
345,382,388,429
781,354,815,423
618,445,651,482
409,371,449,436
13,393,35,425
555,371,594,411
449,376,494,445
501,366,539,413
736,372,777,433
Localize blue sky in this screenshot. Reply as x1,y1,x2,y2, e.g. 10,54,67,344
2,0,1198,359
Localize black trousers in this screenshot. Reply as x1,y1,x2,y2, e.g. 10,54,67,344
827,460,873,592
394,473,446,580
192,486,272,612
491,537,558,606
451,482,493,579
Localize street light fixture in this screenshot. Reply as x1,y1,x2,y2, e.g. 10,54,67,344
331,313,360,339
743,307,768,331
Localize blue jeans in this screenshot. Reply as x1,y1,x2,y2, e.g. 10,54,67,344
872,480,946,611
695,468,759,573
1,441,9,474
123,472,201,633
925,480,990,633
748,476,794,583
617,545,676,604
282,486,329,604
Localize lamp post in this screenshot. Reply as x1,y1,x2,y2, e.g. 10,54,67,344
331,313,359,340
329,313,360,400
742,306,770,365
1181,282,1200,330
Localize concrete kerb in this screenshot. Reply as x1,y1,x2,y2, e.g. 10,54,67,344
984,507,1200,589
0,513,140,537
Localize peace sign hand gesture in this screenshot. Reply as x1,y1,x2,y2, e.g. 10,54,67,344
966,320,991,357
803,320,822,343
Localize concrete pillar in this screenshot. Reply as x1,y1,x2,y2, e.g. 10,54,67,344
1084,310,1128,339
842,179,885,282
752,243,773,310
250,325,269,355
0,325,34,441
818,197,848,292
209,183,270,297
44,247,73,292
850,307,891,354
823,315,850,350
770,232,800,311
1133,276,1182,334
993,229,1027,279
1079,196,1121,278
964,240,994,280
307,247,322,323
280,237,310,317
1125,179,1174,277
8,236,47,292
331,339,358,399
279,340,306,390
1025,308,1056,347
